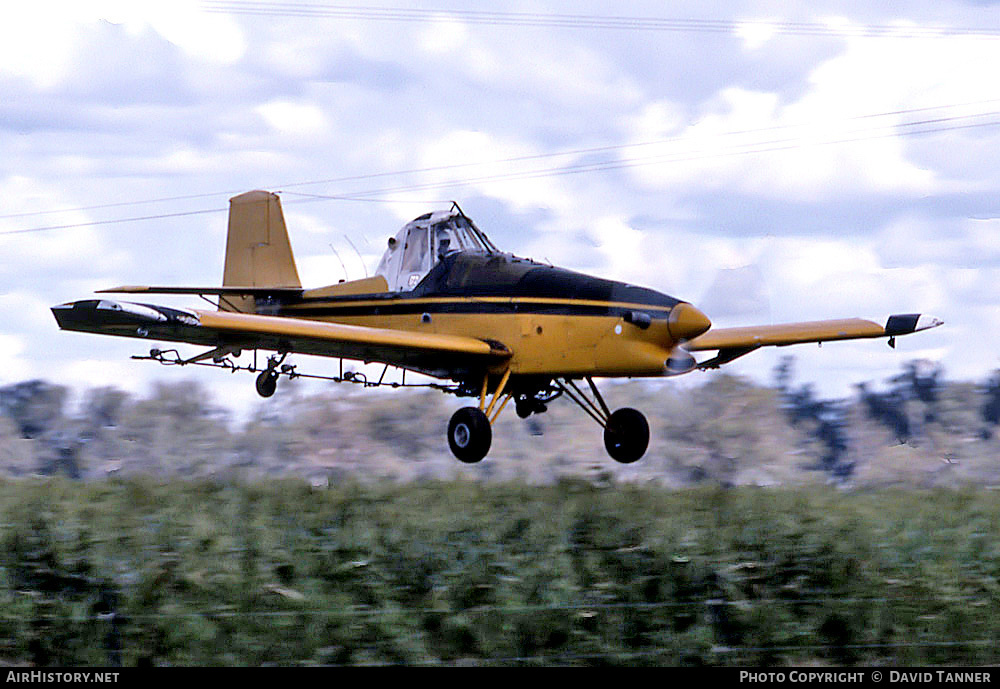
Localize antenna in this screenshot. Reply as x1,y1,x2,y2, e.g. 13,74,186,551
329,243,349,282
344,235,368,278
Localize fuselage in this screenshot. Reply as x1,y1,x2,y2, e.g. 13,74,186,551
259,251,710,378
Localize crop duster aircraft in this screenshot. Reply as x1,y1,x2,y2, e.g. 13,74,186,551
52,191,942,464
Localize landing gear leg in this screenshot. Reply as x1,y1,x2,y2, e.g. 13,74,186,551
555,377,650,463
448,369,512,463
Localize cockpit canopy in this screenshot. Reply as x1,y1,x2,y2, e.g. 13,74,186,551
375,209,497,292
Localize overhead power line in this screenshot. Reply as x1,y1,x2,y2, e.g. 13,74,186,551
282,111,1000,201
3,99,999,224
0,207,228,236
3,107,999,236
200,2,1000,39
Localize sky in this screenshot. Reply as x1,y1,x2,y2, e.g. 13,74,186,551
2,0,999,416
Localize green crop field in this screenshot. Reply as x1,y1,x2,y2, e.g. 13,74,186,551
2,362,999,665
1,478,998,666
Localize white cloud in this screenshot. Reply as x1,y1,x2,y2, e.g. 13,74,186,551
588,216,647,285
0,177,122,273
103,0,246,65
878,216,1000,269
621,16,1000,203
625,84,936,200
0,4,84,88
757,235,949,322
414,130,579,217
806,22,1000,113
417,13,471,56
735,18,781,50
256,100,330,136
0,1,245,90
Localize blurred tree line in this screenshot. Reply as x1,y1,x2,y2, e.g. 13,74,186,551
0,358,998,488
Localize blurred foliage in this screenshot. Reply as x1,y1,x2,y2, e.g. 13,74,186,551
0,479,998,665
1,359,998,488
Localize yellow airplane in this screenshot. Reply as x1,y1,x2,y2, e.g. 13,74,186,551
52,190,942,464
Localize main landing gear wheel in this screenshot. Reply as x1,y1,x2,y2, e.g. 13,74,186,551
448,407,492,464
603,407,649,464
255,370,278,398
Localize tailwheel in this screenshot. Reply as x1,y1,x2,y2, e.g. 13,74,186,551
255,369,278,398
603,407,649,464
448,407,492,464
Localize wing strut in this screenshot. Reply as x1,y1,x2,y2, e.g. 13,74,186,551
696,345,761,370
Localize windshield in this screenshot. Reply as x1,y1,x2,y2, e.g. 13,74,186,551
375,211,496,291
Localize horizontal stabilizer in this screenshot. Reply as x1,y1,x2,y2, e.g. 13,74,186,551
97,285,303,297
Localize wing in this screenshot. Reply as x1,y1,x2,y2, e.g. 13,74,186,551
51,298,510,379
686,313,942,369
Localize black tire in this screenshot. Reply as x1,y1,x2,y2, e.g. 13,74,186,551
603,407,649,463
448,407,492,463
255,370,278,398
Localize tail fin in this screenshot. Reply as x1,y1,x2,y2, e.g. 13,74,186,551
221,190,301,312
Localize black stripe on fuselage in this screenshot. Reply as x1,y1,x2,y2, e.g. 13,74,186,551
265,298,675,319
257,253,684,320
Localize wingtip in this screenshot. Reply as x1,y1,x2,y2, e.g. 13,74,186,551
915,315,943,332
885,313,943,336
95,285,147,293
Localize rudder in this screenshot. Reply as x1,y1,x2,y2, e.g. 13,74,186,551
221,190,301,312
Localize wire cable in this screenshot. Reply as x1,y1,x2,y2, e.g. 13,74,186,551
3,109,999,236
3,98,998,223
200,2,1000,40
